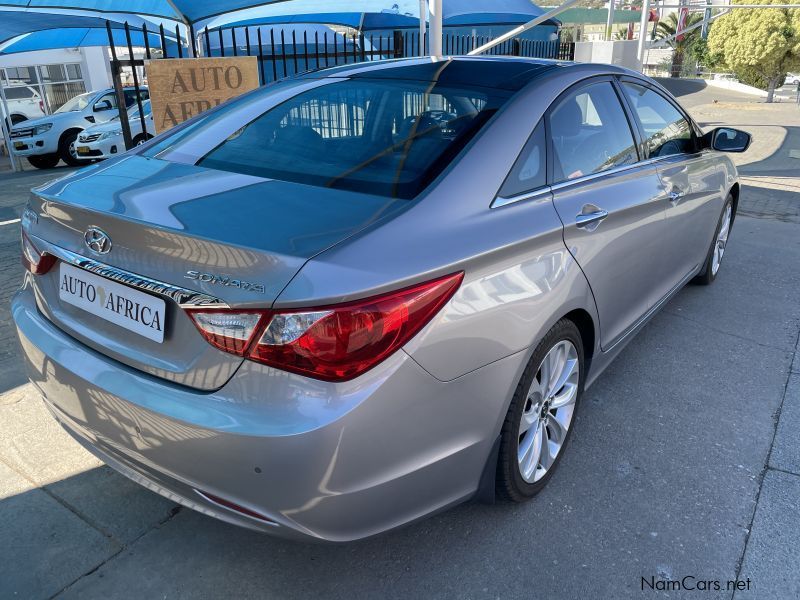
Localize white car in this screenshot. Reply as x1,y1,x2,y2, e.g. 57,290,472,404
788,73,800,86
1,85,46,128
9,86,148,169
76,99,154,161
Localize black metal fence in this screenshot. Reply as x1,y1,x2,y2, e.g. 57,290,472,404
106,20,575,149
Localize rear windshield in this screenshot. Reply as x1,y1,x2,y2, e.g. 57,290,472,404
195,79,510,199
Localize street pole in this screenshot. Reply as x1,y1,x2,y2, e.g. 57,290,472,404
637,0,652,69
606,0,616,41
701,0,712,39
0,78,19,173
419,0,427,56
429,0,442,56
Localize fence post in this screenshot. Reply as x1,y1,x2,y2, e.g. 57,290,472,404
393,31,404,59
106,21,134,150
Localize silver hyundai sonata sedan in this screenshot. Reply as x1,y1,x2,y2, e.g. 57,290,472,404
13,57,750,542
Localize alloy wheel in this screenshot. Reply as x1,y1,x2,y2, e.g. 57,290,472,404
518,340,579,483
711,204,732,276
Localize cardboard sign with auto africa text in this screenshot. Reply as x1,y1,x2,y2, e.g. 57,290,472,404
145,57,259,133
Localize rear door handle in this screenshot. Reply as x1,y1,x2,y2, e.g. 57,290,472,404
575,208,609,230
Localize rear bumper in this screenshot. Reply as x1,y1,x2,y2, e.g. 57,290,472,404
12,280,521,541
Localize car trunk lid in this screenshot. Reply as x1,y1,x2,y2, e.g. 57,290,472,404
26,155,405,390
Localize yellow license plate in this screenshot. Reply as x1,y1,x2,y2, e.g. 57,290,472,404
77,146,90,154
14,142,24,150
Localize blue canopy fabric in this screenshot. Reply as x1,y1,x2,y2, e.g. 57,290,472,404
0,26,177,54
1,0,554,26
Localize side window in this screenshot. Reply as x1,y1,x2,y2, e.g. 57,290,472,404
549,82,638,182
94,93,117,111
499,121,546,197
621,83,694,158
123,89,147,107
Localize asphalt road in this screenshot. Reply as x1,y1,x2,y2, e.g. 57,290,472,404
0,83,798,600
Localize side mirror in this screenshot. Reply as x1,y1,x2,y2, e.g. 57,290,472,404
704,127,751,153
93,99,113,112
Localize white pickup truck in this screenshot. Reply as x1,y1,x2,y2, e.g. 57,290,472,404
1,85,46,128
9,86,148,169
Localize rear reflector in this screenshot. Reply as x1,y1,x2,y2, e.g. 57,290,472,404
194,489,277,525
21,230,56,275
186,272,464,382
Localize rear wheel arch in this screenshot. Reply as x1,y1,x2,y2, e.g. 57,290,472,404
562,308,596,371
59,127,84,147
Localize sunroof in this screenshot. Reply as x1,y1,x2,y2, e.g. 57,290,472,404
310,57,558,91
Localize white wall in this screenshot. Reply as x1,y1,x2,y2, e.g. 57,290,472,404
0,46,112,91
81,46,112,91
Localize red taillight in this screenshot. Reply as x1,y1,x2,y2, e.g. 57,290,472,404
21,230,56,275
186,272,463,382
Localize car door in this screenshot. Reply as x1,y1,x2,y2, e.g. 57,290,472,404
549,78,671,350
619,80,725,285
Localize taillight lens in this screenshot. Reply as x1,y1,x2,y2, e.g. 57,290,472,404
187,311,263,355
21,230,56,275
186,272,463,382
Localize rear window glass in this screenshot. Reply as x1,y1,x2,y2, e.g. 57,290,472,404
196,79,510,199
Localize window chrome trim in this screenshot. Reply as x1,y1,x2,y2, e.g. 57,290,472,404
491,186,552,209
549,157,663,192
36,239,229,309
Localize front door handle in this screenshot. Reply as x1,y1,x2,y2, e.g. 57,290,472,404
575,208,609,230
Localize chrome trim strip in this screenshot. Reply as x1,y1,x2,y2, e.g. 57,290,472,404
491,186,552,209
604,266,698,352
550,160,652,192
41,242,229,309
491,154,703,208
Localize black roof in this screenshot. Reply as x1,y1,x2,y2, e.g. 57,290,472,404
302,56,568,91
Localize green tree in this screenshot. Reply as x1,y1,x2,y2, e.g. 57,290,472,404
707,0,800,102
656,11,704,78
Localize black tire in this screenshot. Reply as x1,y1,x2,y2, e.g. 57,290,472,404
132,133,153,146
692,194,734,286
58,130,82,167
496,318,585,502
27,154,60,169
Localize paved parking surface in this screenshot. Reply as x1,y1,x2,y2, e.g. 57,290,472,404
1,84,799,599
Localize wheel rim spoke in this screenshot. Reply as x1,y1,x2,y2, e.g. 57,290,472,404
518,419,545,481
550,382,578,409
519,410,537,435
712,205,731,275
